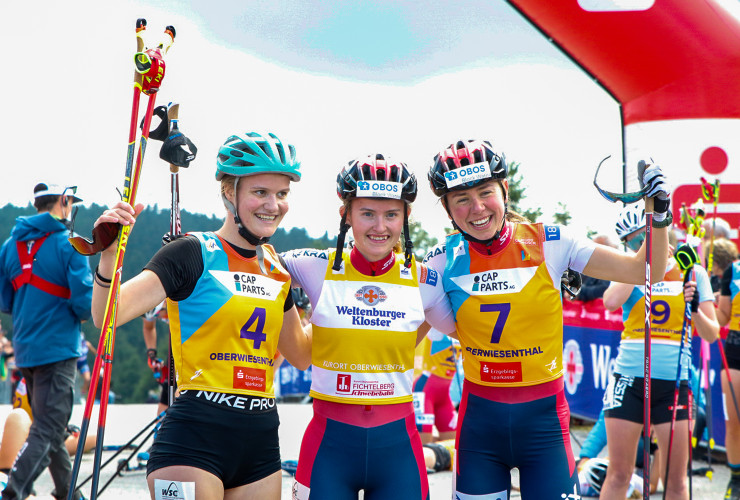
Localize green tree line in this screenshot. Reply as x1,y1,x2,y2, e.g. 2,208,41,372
0,203,335,403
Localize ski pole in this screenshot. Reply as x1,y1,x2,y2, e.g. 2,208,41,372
165,103,180,407
73,413,161,494
701,340,714,479
639,159,655,500
687,384,694,499
66,20,175,500
89,25,174,500
95,424,158,497
700,177,720,274
718,339,740,422
593,156,653,500
158,101,197,405
66,19,148,500
662,261,695,500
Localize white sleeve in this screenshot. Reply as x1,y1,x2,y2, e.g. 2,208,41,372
417,263,456,335
279,248,331,309
422,242,448,276
542,225,597,289
693,265,714,303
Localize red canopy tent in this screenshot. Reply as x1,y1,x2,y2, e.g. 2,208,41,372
505,1,740,125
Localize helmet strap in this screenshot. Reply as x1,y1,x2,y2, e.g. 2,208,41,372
227,177,271,247
403,205,413,268
332,210,351,271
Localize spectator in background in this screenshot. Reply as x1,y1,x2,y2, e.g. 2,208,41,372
573,234,617,302
703,237,738,296
76,333,95,403
142,301,170,416
717,244,740,499
0,183,92,500
412,329,459,445
0,321,12,396
702,216,732,243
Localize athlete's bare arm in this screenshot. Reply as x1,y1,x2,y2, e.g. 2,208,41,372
583,227,669,285
277,306,312,370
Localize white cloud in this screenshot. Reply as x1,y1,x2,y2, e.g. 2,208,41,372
0,0,626,245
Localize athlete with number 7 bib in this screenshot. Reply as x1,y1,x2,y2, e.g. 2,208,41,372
423,139,672,499
89,132,312,500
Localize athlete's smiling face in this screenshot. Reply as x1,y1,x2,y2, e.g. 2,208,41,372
234,173,291,240
445,179,508,240
345,198,406,262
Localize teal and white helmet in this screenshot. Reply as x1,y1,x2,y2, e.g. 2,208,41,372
216,132,300,248
216,132,301,181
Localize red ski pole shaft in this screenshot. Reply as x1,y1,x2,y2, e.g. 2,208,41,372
718,339,740,422
89,90,159,500
67,19,147,500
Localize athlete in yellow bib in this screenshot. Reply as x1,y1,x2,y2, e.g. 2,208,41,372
424,139,673,500
90,132,311,500
282,154,456,500
718,241,740,499
601,204,718,499
412,330,460,444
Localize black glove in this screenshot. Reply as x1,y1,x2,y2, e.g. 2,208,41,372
561,269,582,299
160,127,197,167
690,286,700,313
162,232,184,246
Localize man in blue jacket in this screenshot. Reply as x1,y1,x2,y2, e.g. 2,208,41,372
0,183,92,500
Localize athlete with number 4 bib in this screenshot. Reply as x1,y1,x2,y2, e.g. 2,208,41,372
423,139,672,499
601,205,718,500
90,132,312,500
281,154,456,500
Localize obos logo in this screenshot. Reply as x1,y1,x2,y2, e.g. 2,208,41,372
563,339,584,395
443,161,491,188
355,285,387,306
356,180,401,199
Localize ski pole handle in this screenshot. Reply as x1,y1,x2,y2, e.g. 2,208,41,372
167,103,180,174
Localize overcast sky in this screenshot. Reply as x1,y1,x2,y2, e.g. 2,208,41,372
1,1,633,242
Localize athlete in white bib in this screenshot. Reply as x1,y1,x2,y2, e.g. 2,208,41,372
90,132,312,500
282,154,456,500
423,139,673,499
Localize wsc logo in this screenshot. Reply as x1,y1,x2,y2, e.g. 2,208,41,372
355,285,387,306
161,482,180,499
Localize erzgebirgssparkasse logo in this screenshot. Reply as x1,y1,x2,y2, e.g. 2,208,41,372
355,285,387,306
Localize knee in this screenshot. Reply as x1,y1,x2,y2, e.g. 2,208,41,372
605,463,634,486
